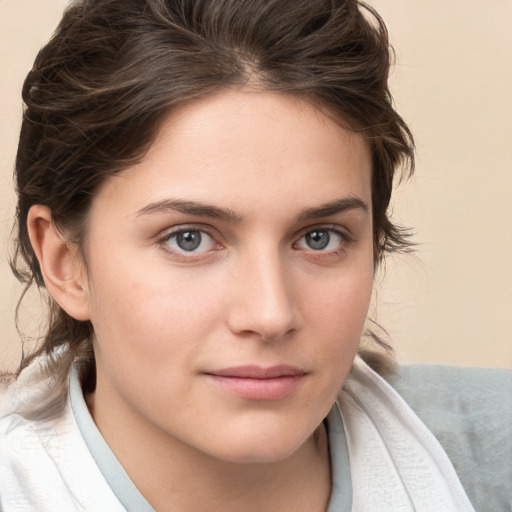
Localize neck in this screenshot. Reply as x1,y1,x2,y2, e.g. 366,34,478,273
87,389,331,512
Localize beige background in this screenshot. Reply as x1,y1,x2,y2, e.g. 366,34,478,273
1,0,511,371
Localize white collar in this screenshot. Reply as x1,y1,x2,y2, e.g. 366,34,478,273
335,356,475,511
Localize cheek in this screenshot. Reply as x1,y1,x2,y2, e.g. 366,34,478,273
311,261,374,325
293,269,373,422
306,262,374,362
86,256,224,362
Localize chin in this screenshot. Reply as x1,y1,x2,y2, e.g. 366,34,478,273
214,443,301,465
202,422,318,465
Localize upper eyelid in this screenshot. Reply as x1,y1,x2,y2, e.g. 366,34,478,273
156,223,218,241
295,224,352,240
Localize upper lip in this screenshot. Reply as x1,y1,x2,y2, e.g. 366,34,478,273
205,365,306,379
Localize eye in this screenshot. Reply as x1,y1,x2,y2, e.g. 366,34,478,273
295,228,346,252
162,228,219,254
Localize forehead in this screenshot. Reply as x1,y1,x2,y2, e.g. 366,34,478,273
91,89,372,221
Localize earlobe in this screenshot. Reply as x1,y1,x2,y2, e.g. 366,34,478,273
27,205,91,321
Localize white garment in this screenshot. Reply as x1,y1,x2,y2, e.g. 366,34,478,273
0,364,126,512
0,357,475,511
338,357,475,512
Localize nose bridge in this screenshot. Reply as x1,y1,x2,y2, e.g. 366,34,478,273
228,244,298,340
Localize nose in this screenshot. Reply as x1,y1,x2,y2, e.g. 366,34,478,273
226,251,300,342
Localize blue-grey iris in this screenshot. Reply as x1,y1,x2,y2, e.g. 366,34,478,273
306,230,330,250
176,231,202,251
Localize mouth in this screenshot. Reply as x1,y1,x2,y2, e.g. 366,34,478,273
203,365,306,401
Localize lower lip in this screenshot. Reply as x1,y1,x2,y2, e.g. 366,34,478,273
205,375,304,400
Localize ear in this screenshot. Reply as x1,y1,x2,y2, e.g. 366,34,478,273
27,205,91,321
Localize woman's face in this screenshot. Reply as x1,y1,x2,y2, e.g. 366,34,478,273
81,89,374,464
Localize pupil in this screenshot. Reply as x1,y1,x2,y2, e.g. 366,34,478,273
177,231,201,251
307,230,329,250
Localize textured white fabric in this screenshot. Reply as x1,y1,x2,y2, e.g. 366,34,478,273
0,365,125,511
339,357,475,512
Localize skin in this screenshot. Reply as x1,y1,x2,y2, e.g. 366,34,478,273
29,89,374,511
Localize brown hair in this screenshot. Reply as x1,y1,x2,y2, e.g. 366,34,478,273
11,0,414,396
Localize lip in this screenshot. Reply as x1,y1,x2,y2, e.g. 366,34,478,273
204,365,306,401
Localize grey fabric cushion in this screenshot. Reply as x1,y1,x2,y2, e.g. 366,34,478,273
386,364,512,512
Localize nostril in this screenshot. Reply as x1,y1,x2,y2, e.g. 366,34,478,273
227,298,299,342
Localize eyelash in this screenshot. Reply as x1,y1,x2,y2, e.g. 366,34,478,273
157,225,221,261
293,225,352,258
156,224,352,261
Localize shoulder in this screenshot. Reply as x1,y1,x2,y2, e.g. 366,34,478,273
385,364,512,511
0,367,126,511
0,368,74,508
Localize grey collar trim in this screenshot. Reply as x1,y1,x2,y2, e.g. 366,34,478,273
326,400,352,512
69,366,155,512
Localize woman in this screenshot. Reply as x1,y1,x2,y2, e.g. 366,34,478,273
0,1,509,510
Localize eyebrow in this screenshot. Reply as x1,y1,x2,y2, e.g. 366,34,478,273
136,199,243,222
296,197,369,221
136,196,369,223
